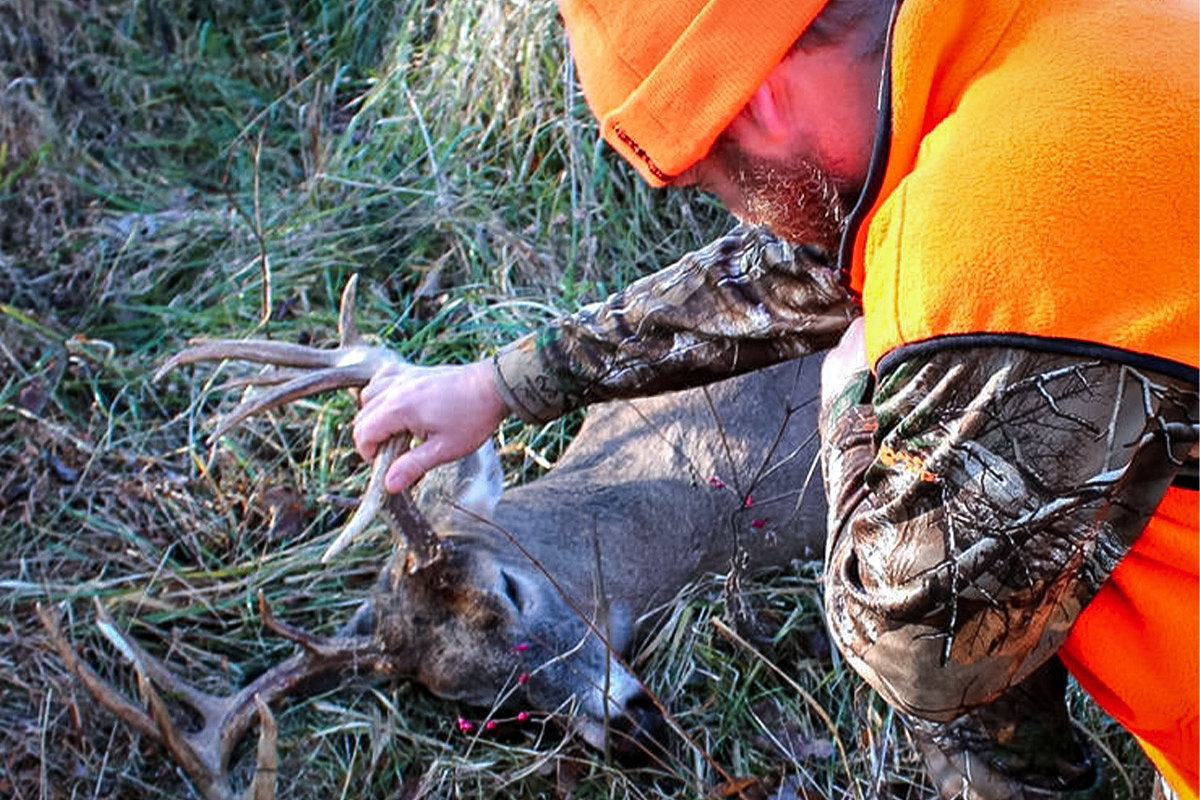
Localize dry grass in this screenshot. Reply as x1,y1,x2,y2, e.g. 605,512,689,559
0,0,1155,798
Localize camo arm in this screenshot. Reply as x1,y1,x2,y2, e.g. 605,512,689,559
819,345,1199,719
492,225,858,423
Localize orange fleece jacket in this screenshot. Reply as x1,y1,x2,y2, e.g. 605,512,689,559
846,0,1198,794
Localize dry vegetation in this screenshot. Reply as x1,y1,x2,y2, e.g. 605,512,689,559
0,0,1153,798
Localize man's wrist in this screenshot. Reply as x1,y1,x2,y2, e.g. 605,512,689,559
491,335,566,425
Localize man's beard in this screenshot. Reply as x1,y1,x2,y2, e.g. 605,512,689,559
715,137,856,256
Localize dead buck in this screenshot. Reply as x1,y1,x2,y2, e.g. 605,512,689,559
40,276,832,800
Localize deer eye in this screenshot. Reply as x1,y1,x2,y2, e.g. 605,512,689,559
500,571,525,612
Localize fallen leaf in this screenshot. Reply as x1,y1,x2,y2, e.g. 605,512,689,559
258,485,308,541
710,776,766,799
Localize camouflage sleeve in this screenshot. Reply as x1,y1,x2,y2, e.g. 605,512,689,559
492,225,859,423
819,346,1200,720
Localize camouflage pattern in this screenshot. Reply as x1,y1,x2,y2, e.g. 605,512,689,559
820,349,1198,719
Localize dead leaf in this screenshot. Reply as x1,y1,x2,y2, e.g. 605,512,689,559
258,485,308,541
16,376,48,413
710,775,767,799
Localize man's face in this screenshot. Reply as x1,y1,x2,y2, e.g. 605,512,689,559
680,133,858,256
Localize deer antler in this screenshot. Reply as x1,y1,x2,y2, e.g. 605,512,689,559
39,595,385,800
41,277,446,798
156,275,442,567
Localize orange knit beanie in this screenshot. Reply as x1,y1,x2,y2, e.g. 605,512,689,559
559,0,830,186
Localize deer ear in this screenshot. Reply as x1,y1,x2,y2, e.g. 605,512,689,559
416,440,504,522
452,440,504,520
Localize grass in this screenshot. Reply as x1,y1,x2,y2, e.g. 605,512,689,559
0,0,1155,798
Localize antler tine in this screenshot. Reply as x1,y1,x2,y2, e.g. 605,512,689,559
319,438,444,571
153,339,347,383
256,591,383,659
320,437,399,563
248,696,278,800
206,362,377,440
38,603,162,742
40,597,388,800
337,273,362,348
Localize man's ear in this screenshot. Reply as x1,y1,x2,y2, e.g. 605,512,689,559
741,80,790,143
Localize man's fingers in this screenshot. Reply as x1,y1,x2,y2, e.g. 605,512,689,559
352,406,383,461
354,404,406,462
359,363,405,405
385,443,445,493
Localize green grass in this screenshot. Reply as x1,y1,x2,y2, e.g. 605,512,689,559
0,0,1154,798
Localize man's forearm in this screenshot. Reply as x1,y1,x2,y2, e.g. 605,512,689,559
493,225,858,423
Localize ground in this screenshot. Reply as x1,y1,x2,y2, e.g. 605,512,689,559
0,1,1154,798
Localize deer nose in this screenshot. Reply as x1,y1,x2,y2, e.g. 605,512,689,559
606,691,665,763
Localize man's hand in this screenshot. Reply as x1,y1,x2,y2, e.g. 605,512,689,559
820,316,868,412
353,359,509,492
